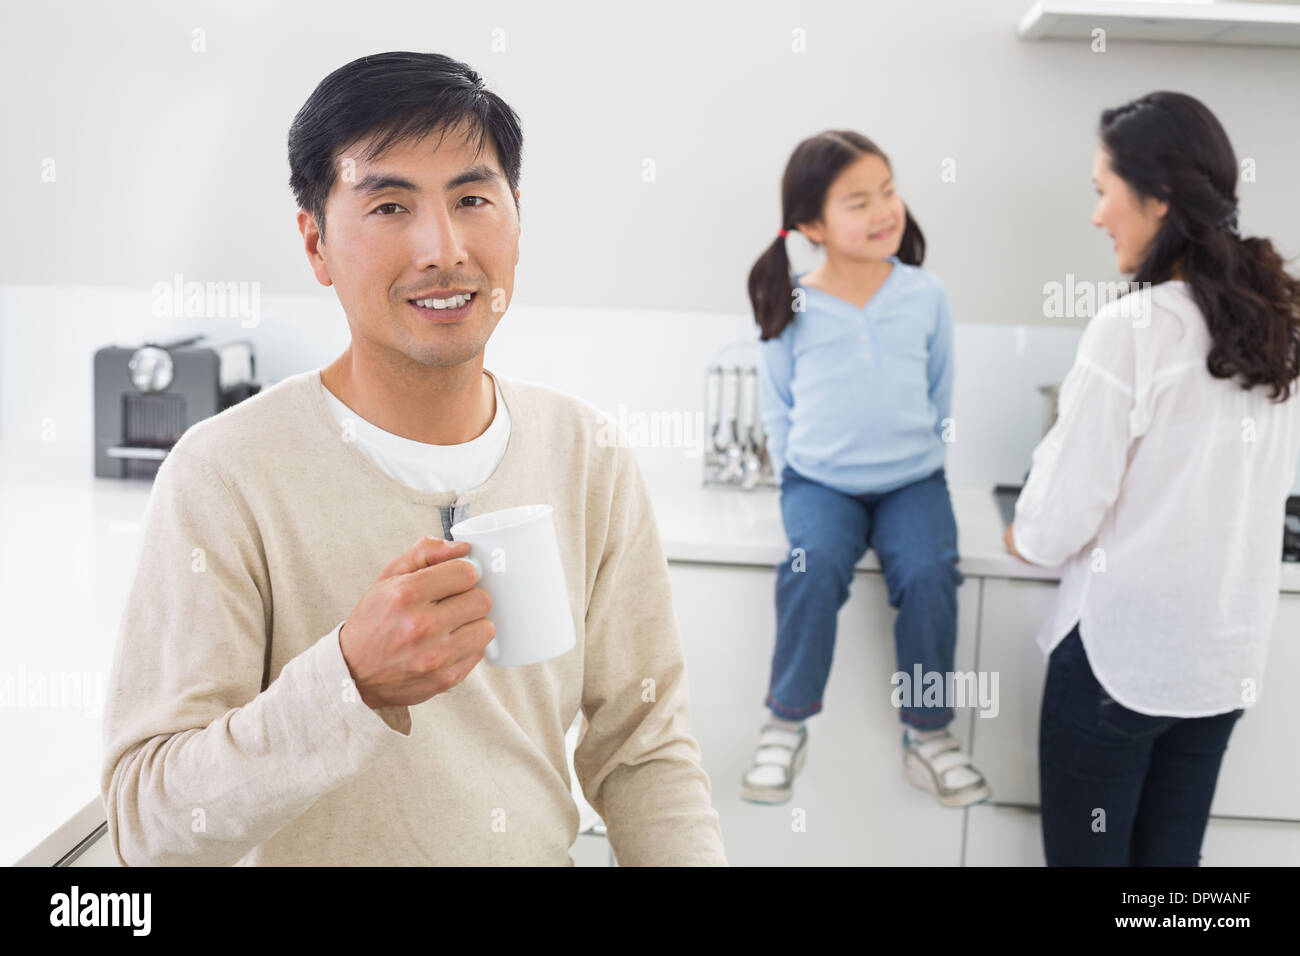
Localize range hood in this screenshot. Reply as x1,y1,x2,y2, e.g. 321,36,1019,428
1018,1,1300,47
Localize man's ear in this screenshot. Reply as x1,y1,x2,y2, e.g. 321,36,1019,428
297,209,333,287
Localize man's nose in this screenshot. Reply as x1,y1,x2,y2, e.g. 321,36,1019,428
413,209,469,268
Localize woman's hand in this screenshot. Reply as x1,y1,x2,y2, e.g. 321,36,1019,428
1004,523,1026,561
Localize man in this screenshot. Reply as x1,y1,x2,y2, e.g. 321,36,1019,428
100,51,728,866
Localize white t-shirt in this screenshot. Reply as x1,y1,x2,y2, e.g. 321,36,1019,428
320,370,510,494
1013,280,1300,717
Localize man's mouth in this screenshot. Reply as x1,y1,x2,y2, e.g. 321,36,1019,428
408,291,476,321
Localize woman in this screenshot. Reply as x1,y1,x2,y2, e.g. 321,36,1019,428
1007,91,1300,865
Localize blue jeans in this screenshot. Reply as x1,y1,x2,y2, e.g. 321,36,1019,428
1039,624,1244,866
766,463,964,729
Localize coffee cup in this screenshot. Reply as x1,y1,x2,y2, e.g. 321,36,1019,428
448,504,576,666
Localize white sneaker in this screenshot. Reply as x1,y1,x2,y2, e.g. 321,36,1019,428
739,722,808,804
902,728,991,808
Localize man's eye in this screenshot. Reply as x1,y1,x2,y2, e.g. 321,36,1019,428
374,202,405,216
461,196,488,208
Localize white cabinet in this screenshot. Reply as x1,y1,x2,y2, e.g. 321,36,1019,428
569,831,614,866
1211,594,1300,820
668,561,979,866
965,803,1300,866
1199,816,1300,866
67,828,119,867
971,579,1300,822
56,567,1300,866
66,820,614,868
964,804,1045,866
967,577,1058,806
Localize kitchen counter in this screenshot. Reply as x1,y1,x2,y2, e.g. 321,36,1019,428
643,466,1300,591
5,442,1300,864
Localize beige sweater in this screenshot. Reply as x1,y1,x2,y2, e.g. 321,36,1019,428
100,368,728,866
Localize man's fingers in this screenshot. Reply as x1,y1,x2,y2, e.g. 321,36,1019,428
378,536,469,580
407,559,487,606
417,585,493,638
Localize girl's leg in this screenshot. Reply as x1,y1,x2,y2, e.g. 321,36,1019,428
766,467,870,719
1129,707,1244,866
866,468,963,730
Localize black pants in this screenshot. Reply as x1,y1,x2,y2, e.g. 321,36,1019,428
1038,624,1244,866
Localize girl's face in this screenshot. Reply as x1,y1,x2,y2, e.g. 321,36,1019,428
1091,144,1169,276
799,153,905,260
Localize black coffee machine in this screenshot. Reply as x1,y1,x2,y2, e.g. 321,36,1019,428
93,335,261,479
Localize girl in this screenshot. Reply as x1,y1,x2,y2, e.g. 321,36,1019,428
1007,92,1300,865
741,130,989,809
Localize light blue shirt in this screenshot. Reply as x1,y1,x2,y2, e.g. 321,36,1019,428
756,257,955,496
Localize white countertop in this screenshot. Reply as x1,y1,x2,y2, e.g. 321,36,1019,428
645,470,1065,579
4,441,1299,863
643,466,1300,591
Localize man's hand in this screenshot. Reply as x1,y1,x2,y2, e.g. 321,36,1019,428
339,537,494,710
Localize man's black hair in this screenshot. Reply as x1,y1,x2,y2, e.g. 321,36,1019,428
288,51,523,240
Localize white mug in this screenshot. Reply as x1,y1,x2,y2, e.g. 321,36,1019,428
448,504,577,666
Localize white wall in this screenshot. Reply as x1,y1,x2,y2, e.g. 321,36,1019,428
2,0,1297,320
0,282,1156,491
2,0,1298,487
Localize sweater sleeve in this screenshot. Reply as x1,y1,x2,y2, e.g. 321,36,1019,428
927,283,955,441
756,330,795,477
1012,306,1137,566
100,447,411,867
572,440,729,866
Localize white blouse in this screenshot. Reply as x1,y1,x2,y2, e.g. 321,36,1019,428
1013,280,1300,716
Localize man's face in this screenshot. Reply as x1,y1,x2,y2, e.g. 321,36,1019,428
300,121,521,369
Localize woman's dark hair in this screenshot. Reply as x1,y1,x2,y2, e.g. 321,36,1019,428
1100,90,1300,401
288,51,523,241
747,130,924,341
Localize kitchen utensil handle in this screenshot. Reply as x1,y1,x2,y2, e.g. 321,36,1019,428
705,366,722,443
